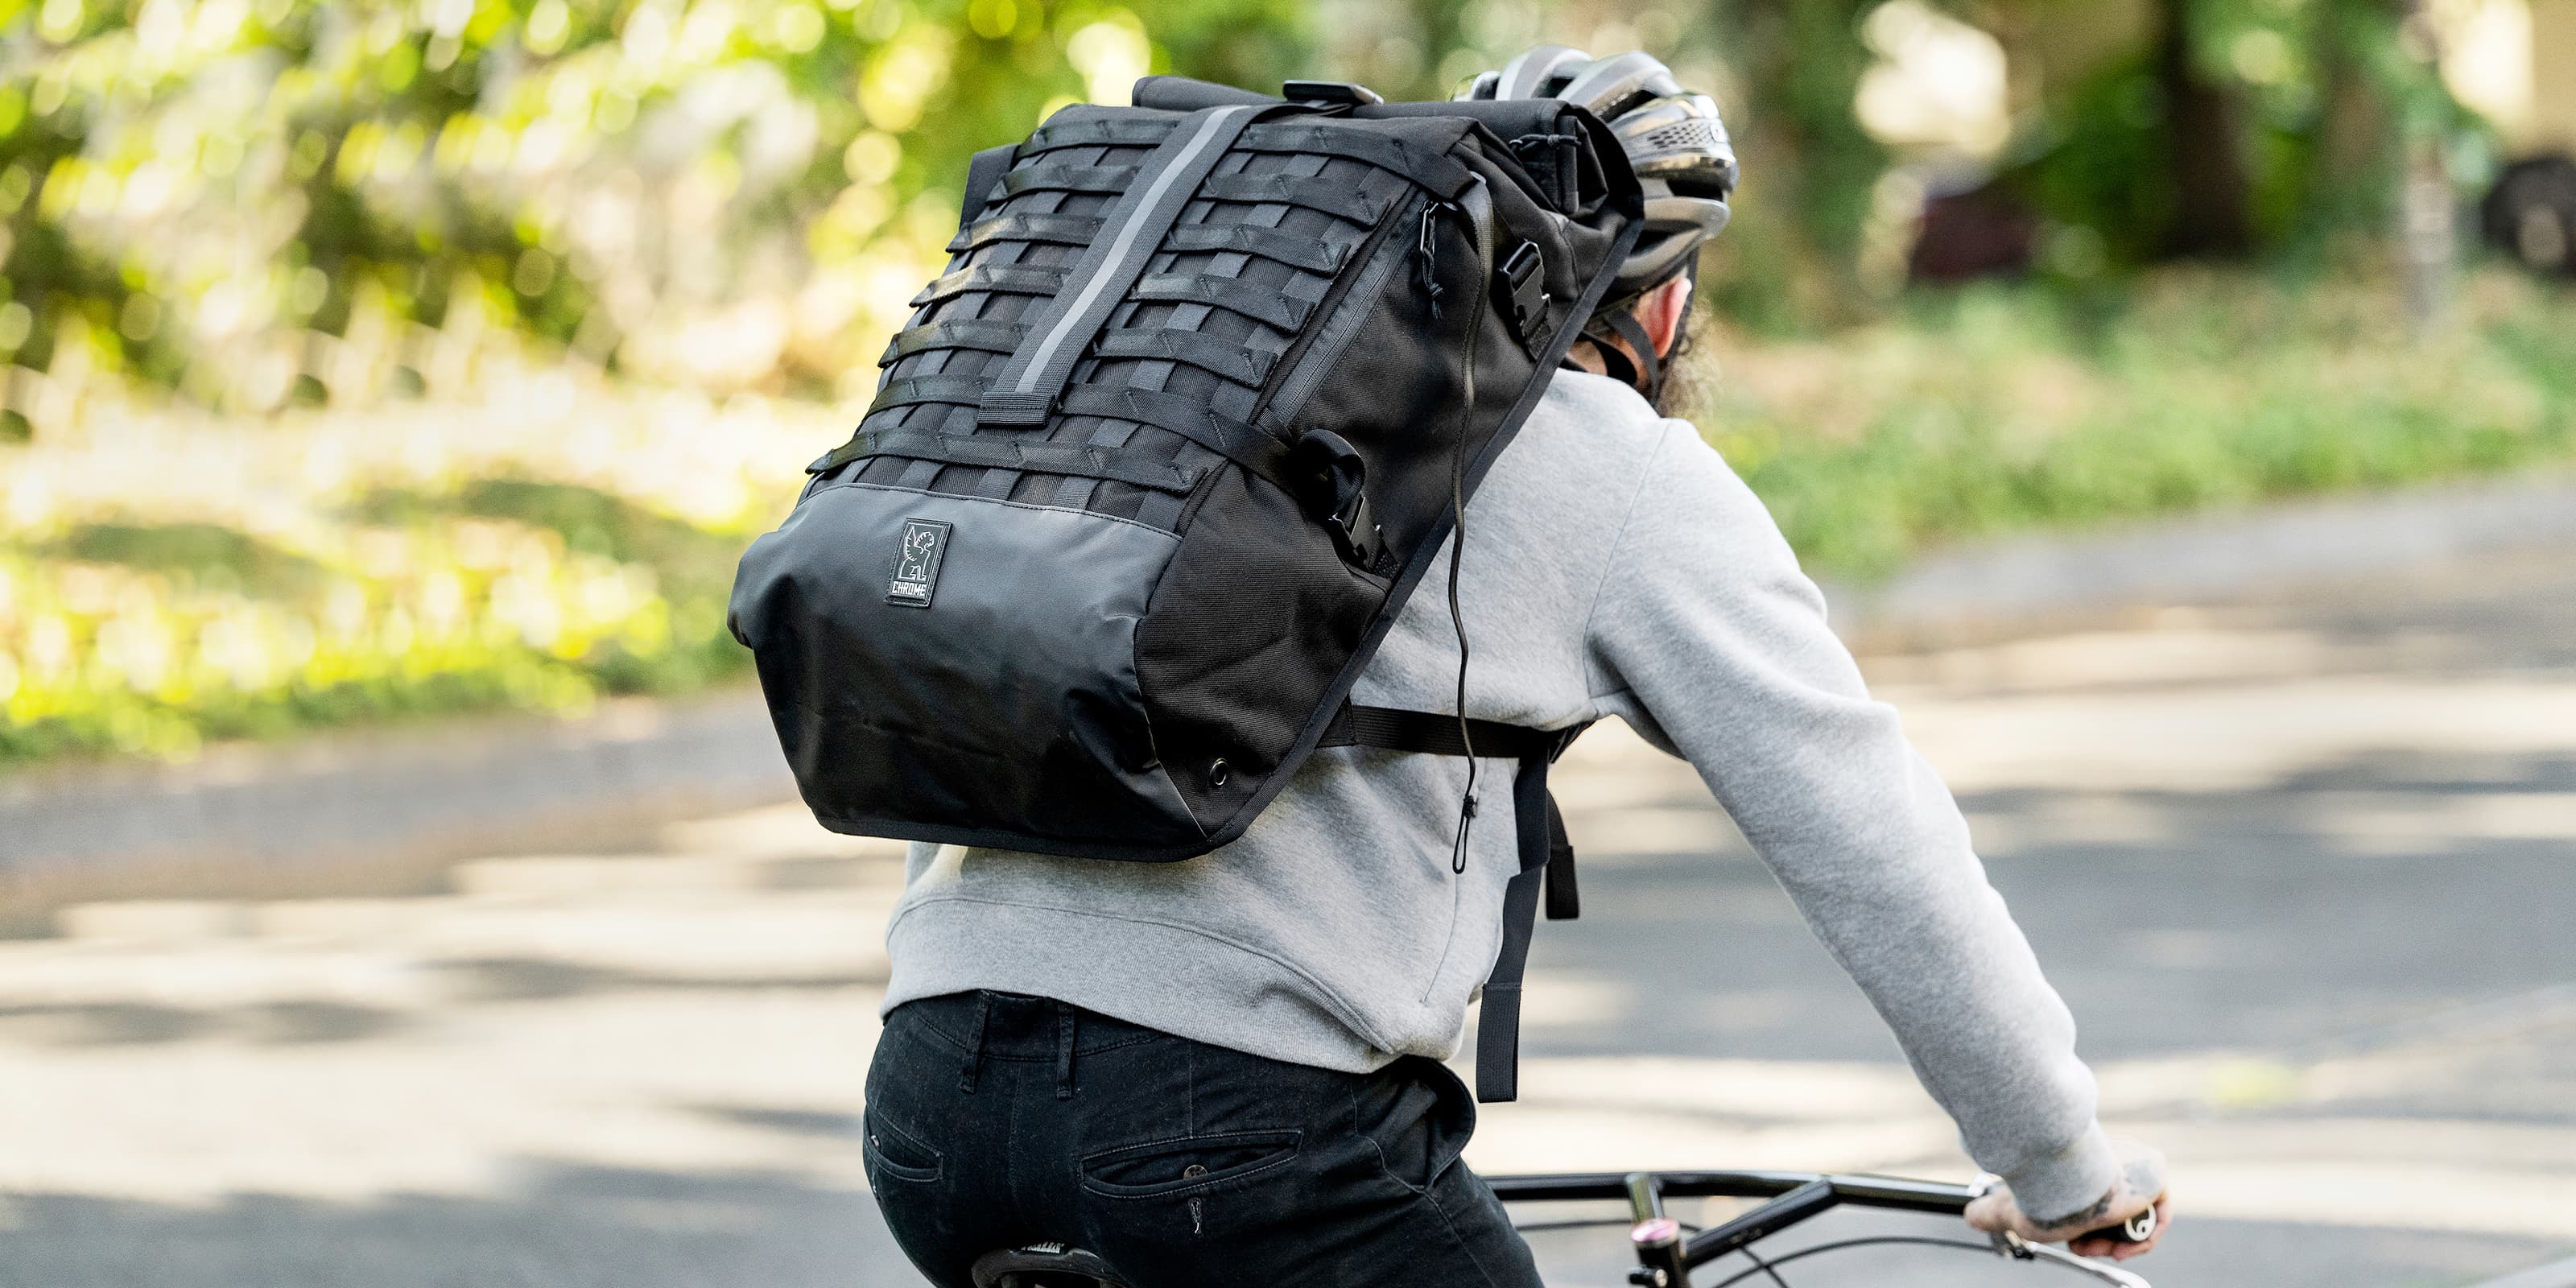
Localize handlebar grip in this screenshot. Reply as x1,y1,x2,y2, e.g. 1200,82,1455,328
2079,1208,2157,1245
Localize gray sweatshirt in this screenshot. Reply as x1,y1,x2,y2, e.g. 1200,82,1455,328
881,369,2119,1220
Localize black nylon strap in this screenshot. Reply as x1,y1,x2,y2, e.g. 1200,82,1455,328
1318,703,1563,758
1092,328,1278,386
999,163,1138,198
1236,124,1476,199
1019,118,1178,156
948,211,1103,254
1164,223,1348,273
911,264,1067,307
1596,309,1662,402
1197,172,1383,225
1475,752,1560,1104
1131,274,1316,332
865,375,987,414
1055,384,1294,487
1323,701,1589,1103
807,428,1200,493
1024,120,1469,201
1543,793,1578,921
881,320,1027,365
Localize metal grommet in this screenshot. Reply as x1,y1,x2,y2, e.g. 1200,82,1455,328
1207,758,1231,788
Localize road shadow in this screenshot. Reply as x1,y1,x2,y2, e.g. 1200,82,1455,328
0,1163,931,1288
6,1169,2557,1288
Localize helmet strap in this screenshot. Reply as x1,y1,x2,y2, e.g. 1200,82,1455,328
1586,308,1662,404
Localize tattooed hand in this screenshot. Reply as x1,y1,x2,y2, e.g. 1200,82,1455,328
1963,1139,2169,1262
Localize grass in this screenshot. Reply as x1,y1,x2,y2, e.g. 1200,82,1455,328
1697,266,2576,579
3,266,2573,766
0,369,837,765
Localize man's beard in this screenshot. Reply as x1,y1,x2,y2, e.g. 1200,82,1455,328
1649,320,1703,417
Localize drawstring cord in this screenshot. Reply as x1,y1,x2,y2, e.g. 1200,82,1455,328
1442,196,1490,877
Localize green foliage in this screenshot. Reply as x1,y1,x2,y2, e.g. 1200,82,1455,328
2003,0,2487,271
1703,267,2576,579
0,377,834,765
0,485,758,763
0,0,1314,416
45,522,329,597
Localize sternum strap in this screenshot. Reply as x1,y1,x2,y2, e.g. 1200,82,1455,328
1320,702,1587,1104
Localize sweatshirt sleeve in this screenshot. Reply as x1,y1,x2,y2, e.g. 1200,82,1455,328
1583,420,2120,1224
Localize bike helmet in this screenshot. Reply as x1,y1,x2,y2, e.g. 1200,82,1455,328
1460,46,1737,300
1459,47,1737,398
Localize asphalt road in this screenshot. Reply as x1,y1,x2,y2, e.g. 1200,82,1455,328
6,550,2575,1288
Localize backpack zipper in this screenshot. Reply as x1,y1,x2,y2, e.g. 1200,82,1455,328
1246,186,1426,430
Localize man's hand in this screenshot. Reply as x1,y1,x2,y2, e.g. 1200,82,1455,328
1965,1140,2169,1262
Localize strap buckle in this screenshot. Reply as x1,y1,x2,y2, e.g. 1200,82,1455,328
1497,239,1550,355
1289,429,1382,568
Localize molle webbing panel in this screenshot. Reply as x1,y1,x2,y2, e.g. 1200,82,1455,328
978,105,1264,427
819,106,1442,534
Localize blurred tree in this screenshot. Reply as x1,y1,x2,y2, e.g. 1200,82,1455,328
2150,0,2255,255
1670,0,1889,332
1988,0,2473,271
0,0,1313,426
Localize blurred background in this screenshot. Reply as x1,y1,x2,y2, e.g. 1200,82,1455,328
2,2,2574,1286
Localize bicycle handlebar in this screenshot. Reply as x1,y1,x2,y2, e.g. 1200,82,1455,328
1486,1168,2153,1287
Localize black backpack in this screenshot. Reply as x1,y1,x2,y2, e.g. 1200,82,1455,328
730,74,1642,1100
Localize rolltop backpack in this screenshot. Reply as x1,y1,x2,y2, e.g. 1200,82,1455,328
729,73,1644,1100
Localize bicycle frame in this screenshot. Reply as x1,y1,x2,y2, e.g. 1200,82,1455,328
1485,1169,2151,1287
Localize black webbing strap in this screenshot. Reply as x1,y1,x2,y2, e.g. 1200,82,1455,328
910,264,1067,307
1319,701,1590,1103
1197,172,1384,225
1131,274,1316,332
1092,328,1278,386
999,163,1140,199
1318,703,1561,758
1164,223,1348,273
1019,120,1472,204
1018,118,1179,156
881,320,1026,365
865,376,987,413
956,143,1018,228
1591,310,1661,403
806,428,1200,493
1054,384,1294,488
948,211,1102,254
1236,124,1476,200
982,105,1265,427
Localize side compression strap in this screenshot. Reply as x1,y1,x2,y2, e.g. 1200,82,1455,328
1319,701,1589,1103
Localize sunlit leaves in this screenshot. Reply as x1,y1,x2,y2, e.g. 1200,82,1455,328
0,0,1311,422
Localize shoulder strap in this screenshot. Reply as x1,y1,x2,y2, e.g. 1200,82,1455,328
1322,701,1588,1102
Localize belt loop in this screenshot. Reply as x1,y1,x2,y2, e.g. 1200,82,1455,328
959,992,995,1094
1055,1001,1079,1100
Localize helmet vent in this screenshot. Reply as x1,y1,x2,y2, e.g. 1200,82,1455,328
1641,119,1726,152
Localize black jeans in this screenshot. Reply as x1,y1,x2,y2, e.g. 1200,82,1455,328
864,991,1543,1287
